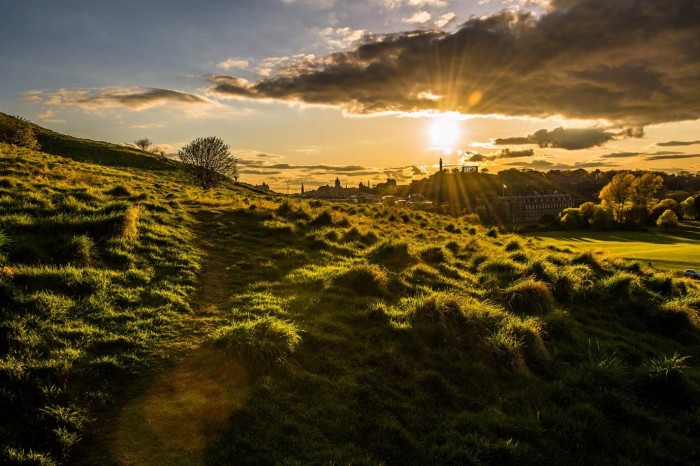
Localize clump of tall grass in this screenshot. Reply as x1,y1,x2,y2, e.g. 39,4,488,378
504,239,522,252
368,239,417,271
336,263,390,297
276,200,311,221
310,209,349,227
210,315,301,366
104,185,132,197
68,234,97,266
419,246,450,265
637,353,693,408
121,206,139,240
501,279,555,316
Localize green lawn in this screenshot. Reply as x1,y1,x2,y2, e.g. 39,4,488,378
527,222,700,271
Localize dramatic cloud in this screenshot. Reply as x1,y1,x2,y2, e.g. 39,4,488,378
25,86,213,111
208,0,700,124
657,140,700,147
493,127,642,150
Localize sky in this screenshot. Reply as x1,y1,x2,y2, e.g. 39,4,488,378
2,0,700,191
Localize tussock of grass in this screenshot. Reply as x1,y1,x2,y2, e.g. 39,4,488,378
336,263,390,297
501,279,556,316
210,315,301,365
368,239,417,271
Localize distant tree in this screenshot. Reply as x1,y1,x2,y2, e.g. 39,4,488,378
681,195,698,219
630,173,663,223
134,138,152,151
657,209,679,232
599,172,635,224
0,115,40,150
650,198,680,223
560,207,585,229
579,201,596,221
178,136,238,190
589,205,613,229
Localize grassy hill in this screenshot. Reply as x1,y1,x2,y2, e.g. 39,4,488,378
1,123,699,465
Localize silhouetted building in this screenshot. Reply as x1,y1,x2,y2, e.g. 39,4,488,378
495,193,577,223
301,182,304,194
334,177,341,189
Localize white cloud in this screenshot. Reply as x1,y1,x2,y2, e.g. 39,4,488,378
385,0,448,9
37,109,65,124
217,58,250,70
320,27,366,50
402,11,432,24
434,12,456,28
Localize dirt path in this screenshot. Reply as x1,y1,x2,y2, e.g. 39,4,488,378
104,209,250,466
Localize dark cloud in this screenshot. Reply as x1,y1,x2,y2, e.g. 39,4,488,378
644,153,700,161
411,165,425,175
207,0,700,125
503,159,618,169
240,170,284,175
25,86,211,110
493,127,625,150
504,159,556,168
466,152,496,162
498,148,535,158
600,152,641,158
657,140,700,147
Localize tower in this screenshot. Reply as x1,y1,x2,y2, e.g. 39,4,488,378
335,177,341,189
439,157,443,173
301,182,304,194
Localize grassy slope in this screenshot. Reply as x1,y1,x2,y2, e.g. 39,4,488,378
527,224,700,271
0,125,699,465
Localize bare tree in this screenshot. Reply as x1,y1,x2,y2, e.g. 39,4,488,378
134,138,152,151
178,136,238,190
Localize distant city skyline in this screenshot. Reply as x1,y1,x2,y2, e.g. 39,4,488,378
2,0,700,191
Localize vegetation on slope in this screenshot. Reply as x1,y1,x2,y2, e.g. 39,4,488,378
1,128,699,465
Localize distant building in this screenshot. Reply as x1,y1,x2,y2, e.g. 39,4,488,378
495,193,577,223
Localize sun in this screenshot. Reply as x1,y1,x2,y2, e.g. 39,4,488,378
429,114,461,150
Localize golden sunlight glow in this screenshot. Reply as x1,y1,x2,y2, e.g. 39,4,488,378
429,114,461,149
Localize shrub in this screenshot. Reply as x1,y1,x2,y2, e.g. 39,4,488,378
210,316,301,365
502,279,555,316
0,115,40,150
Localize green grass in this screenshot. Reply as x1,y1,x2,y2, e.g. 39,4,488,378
527,223,700,271
1,128,700,466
